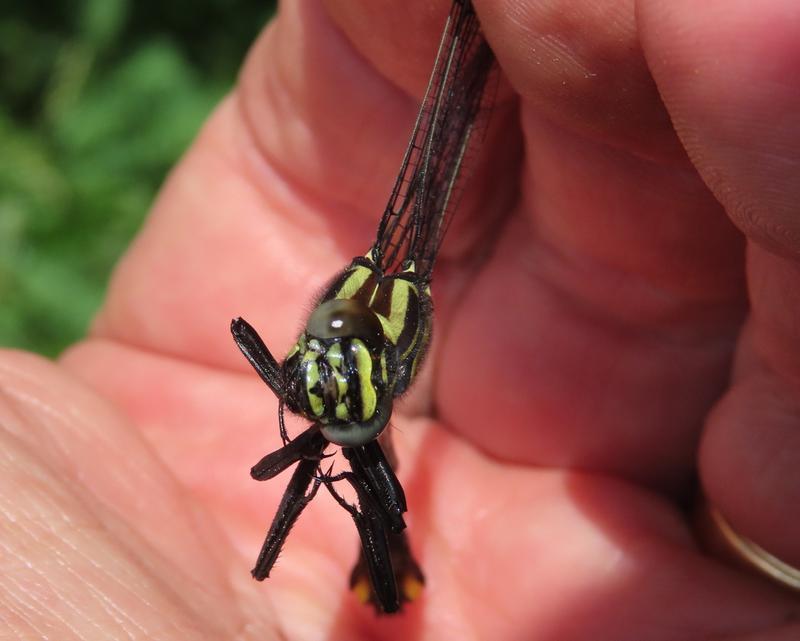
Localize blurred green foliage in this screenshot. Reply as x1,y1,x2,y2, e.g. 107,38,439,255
0,0,275,356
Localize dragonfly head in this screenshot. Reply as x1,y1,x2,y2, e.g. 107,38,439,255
283,299,393,446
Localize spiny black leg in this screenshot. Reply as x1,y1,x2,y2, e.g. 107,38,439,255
334,449,424,611
252,454,324,580
278,399,289,445
353,494,400,615
251,426,328,481
343,442,407,533
231,317,284,397
325,473,400,614
313,468,349,484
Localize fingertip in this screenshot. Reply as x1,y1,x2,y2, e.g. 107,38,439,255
638,0,800,256
700,369,800,568
474,0,682,159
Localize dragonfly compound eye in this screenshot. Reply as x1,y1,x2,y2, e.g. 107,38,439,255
306,298,385,349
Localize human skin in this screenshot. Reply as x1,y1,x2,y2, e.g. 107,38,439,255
2,0,800,639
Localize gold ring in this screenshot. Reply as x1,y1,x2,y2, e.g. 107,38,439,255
696,502,800,592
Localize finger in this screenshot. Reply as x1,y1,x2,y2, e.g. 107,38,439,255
401,424,799,639
476,0,684,160
0,350,272,638
438,0,745,489
638,0,800,256
702,251,800,564
638,0,800,569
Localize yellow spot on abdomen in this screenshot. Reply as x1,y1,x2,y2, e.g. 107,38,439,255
352,578,371,604
402,575,424,602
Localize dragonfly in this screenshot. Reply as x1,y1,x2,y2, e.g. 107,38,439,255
231,0,496,615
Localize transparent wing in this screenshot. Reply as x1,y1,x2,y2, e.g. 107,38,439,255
373,0,495,277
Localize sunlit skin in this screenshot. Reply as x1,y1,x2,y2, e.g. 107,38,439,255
2,0,800,638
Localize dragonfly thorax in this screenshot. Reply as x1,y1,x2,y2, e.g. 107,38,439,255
283,299,394,446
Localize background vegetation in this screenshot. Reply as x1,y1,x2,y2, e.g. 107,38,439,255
0,0,275,356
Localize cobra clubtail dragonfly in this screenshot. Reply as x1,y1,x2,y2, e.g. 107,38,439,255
232,0,495,614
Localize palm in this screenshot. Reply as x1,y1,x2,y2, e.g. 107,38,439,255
6,0,800,639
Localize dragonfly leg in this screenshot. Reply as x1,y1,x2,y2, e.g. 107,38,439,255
278,399,289,445
343,441,407,533
324,473,401,614
231,317,284,397
250,425,328,481
252,448,326,580
340,447,423,612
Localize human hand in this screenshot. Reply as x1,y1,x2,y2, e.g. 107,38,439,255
3,0,799,639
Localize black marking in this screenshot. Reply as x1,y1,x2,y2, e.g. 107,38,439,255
316,356,338,419
394,281,423,360
371,279,396,320
342,338,364,423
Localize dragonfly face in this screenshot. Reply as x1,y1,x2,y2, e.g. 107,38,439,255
282,252,432,447
283,298,393,446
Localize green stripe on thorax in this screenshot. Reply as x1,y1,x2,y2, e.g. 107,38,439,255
333,256,374,301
